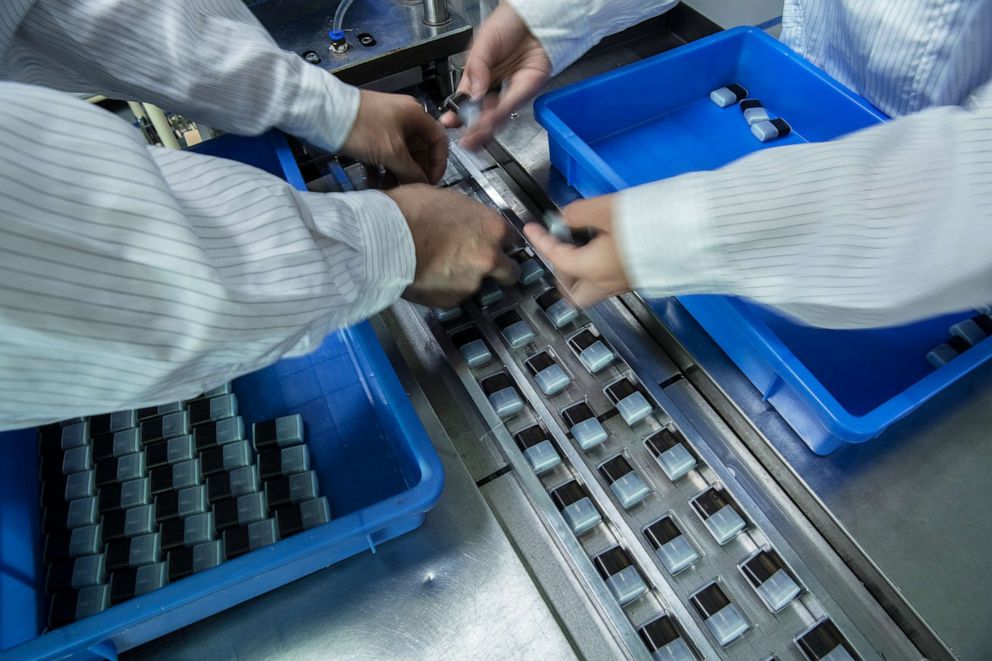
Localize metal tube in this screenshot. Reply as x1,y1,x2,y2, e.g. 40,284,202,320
421,0,449,26
143,103,181,150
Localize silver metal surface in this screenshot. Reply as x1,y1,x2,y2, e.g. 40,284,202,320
386,297,637,661
590,303,922,659
774,376,992,660
449,141,522,223
422,0,451,26
478,473,628,661
422,302,657,659
130,320,577,661
253,0,471,86
649,296,992,659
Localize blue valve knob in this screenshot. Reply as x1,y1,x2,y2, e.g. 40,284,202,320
328,29,349,53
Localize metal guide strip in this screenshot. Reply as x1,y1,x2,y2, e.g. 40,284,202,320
449,141,527,226
418,308,652,660
461,300,722,658
442,144,919,660
443,145,784,657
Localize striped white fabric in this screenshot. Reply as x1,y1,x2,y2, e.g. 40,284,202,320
0,1,415,429
511,0,992,328
781,0,992,116
508,0,678,75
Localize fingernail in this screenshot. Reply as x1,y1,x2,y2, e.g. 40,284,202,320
469,78,485,100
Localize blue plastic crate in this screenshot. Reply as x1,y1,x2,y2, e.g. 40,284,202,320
0,132,444,658
535,27,992,454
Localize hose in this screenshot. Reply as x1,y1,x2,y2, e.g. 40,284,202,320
332,0,355,32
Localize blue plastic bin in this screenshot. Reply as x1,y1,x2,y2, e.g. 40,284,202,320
0,132,444,658
535,27,992,454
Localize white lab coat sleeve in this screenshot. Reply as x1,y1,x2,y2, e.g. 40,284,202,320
1,0,360,152
614,82,992,329
505,0,679,75
0,82,414,430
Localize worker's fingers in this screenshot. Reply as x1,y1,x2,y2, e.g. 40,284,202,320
483,208,518,251
554,271,577,296
561,195,615,231
410,104,447,144
459,124,494,151
449,114,491,151
456,71,474,96
462,51,494,100
488,68,545,126
421,126,449,185
465,98,513,149
523,222,585,276
460,70,544,150
388,149,430,184
456,94,501,150
405,110,449,184
564,279,612,308
488,252,521,286
409,141,427,181
427,137,449,185
440,109,461,128
403,284,465,310
500,228,519,251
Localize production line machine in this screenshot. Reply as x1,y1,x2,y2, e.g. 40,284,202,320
128,1,992,659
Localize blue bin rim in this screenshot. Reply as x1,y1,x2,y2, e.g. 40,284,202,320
694,297,992,442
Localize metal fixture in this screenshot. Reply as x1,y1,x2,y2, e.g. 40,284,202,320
300,50,321,64
422,0,450,26
328,30,349,54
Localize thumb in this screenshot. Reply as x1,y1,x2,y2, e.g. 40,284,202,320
523,222,584,276
488,253,521,286
564,279,612,308
487,69,548,125
388,149,429,184
562,196,615,231
462,53,493,100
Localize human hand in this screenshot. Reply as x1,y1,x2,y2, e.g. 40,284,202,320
386,185,520,307
440,3,551,149
342,90,448,184
523,195,632,307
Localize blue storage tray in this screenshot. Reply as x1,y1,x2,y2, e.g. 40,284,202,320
0,132,444,658
535,27,992,454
